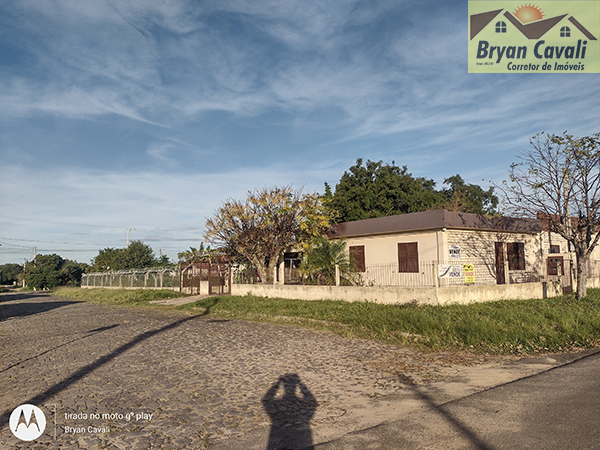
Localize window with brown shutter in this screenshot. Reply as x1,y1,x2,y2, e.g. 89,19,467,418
398,242,419,273
507,242,525,270
349,245,366,272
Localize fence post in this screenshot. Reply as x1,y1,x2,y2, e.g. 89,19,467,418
335,264,340,286
433,261,440,304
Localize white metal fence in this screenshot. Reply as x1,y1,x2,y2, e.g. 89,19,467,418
359,260,541,287
81,267,179,290
80,260,600,291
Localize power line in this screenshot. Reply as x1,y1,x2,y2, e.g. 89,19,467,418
0,214,203,233
0,214,124,229
0,237,107,247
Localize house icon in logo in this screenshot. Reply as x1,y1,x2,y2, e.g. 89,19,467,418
470,6,598,41
9,404,47,441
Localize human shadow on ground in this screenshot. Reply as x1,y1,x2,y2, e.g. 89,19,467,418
262,373,317,450
0,296,222,428
0,291,82,321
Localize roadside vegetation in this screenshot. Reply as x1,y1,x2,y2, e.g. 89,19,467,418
54,287,600,356
54,287,182,306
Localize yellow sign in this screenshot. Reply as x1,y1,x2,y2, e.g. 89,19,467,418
464,264,475,284
469,1,600,73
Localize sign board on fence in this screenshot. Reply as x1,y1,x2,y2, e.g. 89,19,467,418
439,264,462,278
449,245,461,259
463,264,475,284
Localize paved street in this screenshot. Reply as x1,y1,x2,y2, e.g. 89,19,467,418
311,350,600,450
0,290,591,449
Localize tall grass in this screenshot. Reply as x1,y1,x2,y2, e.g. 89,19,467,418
178,291,600,355
54,287,183,306
53,287,600,355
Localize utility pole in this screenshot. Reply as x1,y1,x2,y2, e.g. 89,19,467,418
126,228,135,248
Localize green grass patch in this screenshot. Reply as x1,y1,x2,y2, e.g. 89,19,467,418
177,291,600,355
54,287,184,306
53,287,600,356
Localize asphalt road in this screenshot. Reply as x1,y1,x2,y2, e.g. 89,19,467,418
314,350,600,449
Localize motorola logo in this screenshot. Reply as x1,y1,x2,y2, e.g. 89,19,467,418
9,404,46,441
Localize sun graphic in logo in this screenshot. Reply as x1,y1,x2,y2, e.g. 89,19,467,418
513,4,544,23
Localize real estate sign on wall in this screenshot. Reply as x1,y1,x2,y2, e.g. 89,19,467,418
468,1,600,73
464,264,475,284
439,264,462,278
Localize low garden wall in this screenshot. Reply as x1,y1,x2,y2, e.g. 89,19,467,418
231,281,563,305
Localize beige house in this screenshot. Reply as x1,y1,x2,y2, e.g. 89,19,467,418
327,209,596,291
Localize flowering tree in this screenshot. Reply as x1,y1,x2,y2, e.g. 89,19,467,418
501,131,600,299
204,186,331,284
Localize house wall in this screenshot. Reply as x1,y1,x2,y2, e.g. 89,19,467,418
444,229,543,284
339,228,542,286
342,230,442,266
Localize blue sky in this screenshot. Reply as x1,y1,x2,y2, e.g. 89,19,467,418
1,0,599,265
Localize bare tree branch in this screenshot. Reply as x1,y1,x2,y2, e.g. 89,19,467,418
498,131,600,299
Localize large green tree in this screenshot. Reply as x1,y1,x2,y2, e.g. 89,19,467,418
325,159,441,222
0,263,23,285
24,254,89,289
325,159,498,222
205,186,332,284
440,175,498,215
91,241,157,272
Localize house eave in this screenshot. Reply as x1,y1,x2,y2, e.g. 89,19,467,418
327,209,542,239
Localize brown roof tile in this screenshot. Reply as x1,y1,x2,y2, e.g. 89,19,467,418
327,209,541,238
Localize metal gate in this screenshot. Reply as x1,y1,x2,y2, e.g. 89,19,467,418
180,257,232,295
208,259,232,295
547,256,573,294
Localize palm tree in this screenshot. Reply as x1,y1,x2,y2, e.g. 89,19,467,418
177,243,215,264
299,237,360,285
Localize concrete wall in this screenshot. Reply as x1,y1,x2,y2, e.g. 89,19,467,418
231,281,563,305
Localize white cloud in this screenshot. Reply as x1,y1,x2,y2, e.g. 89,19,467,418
0,163,337,264
2,0,600,264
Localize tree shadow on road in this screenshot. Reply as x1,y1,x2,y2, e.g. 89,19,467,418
262,373,317,450
0,324,120,374
0,295,222,428
410,384,494,450
0,292,82,322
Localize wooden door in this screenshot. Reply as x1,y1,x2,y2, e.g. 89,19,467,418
495,242,505,285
